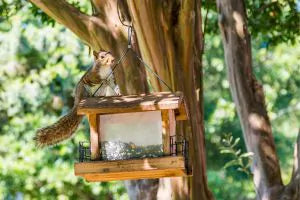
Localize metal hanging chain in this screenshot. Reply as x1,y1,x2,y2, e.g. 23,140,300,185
131,50,173,92
125,26,173,91
117,0,132,28
92,2,173,96
125,24,173,91
92,47,130,96
127,26,132,48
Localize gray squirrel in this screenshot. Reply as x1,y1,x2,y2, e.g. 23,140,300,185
35,51,119,147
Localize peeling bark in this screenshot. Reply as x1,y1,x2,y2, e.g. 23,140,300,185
126,1,213,199
124,179,159,200
217,0,299,199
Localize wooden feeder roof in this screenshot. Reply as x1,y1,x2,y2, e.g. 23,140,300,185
77,92,187,120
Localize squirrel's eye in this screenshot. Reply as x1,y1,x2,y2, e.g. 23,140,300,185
100,56,105,59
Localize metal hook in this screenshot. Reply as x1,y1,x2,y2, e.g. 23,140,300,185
128,26,133,49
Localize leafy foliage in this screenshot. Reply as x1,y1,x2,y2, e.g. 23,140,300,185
0,9,128,200
203,0,300,45
0,0,92,27
220,134,253,176
0,0,54,26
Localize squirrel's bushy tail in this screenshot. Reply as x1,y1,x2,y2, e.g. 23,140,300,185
35,107,83,147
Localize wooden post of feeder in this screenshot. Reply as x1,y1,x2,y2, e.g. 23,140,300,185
87,114,100,160
162,109,176,155
169,110,176,154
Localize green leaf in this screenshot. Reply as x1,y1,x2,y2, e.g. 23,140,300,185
224,160,239,169
220,149,234,154
235,149,241,156
229,136,233,143
231,138,240,148
240,152,254,158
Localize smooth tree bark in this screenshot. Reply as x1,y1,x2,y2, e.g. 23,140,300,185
126,1,212,199
216,0,300,199
29,0,213,199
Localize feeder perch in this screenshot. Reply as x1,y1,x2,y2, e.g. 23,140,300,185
74,91,191,182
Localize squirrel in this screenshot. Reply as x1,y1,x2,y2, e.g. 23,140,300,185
35,51,117,147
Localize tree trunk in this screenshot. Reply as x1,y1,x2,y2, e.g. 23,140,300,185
126,1,213,199
216,0,300,199
29,0,213,199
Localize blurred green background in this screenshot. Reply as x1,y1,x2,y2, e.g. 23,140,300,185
0,1,299,200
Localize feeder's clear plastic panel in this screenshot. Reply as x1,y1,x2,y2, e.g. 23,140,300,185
99,111,163,160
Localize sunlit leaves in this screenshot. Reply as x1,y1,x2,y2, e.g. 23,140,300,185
220,134,253,176
0,8,128,199
202,0,300,45
0,0,92,27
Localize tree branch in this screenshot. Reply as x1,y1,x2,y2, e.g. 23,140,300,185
278,131,300,200
126,1,174,91
216,0,283,198
292,129,300,181
127,0,213,199
29,0,111,51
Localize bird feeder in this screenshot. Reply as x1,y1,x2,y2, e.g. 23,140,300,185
74,92,190,182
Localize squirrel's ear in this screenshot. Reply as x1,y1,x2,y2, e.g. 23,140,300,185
93,51,99,59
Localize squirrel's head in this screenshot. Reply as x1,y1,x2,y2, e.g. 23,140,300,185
93,51,115,66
